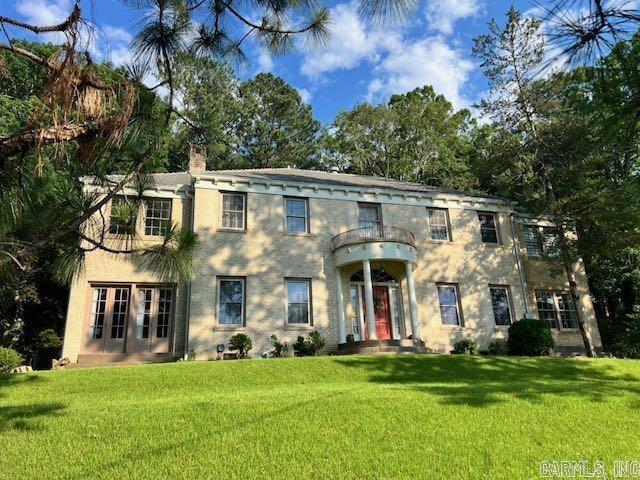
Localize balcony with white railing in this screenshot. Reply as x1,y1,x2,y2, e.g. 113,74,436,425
330,226,417,267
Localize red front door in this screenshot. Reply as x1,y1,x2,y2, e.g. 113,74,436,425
362,286,392,340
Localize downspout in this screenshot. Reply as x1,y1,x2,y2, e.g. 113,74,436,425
510,212,531,318
183,186,195,360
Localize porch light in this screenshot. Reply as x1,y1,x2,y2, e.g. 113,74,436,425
217,344,225,353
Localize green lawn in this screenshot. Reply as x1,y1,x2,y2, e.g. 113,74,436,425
1,355,640,479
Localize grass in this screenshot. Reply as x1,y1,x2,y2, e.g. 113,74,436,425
1,355,640,480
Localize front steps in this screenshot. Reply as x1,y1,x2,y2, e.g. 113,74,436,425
337,339,434,355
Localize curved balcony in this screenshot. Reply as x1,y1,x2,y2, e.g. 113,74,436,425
331,226,416,252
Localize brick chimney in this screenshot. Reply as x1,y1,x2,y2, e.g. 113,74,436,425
189,144,206,174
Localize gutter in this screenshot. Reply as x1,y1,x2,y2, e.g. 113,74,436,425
510,213,532,317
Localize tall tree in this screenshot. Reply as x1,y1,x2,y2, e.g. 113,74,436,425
473,7,598,355
235,73,321,169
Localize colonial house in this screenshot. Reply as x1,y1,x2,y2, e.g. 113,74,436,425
61,149,603,364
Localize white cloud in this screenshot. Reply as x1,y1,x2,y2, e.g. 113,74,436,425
425,0,481,35
297,88,312,103
257,51,274,72
300,3,401,79
15,0,71,26
367,37,475,109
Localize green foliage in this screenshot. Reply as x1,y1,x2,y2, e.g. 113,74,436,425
507,320,555,356
270,334,290,358
228,333,253,358
36,329,62,349
452,338,478,355
292,331,326,356
487,340,508,355
0,347,22,374
324,85,479,191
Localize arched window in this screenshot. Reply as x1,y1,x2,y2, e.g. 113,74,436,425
350,268,397,283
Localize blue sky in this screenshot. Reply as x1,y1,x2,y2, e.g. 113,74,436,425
1,0,536,124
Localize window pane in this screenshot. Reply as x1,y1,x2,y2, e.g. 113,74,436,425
557,293,578,329
288,282,309,303
524,226,543,258
440,306,460,325
438,286,457,306
535,292,558,329
221,194,245,229
430,226,448,240
438,285,460,326
136,289,152,339
220,280,243,302
286,217,306,233
144,199,171,236
157,289,172,338
543,229,560,258
89,288,108,339
359,205,380,228
350,285,361,336
286,199,306,217
219,302,242,324
110,288,129,338
490,287,512,325
109,198,137,235
288,303,309,324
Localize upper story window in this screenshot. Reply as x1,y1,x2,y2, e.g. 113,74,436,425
490,286,513,326
286,278,311,325
524,225,560,258
437,283,463,326
108,197,137,235
478,212,499,244
144,199,172,236
359,203,382,230
221,193,246,230
535,291,578,330
427,208,451,241
218,277,245,325
285,197,309,234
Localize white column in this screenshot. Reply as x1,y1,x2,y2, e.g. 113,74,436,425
405,261,421,344
363,259,376,340
335,268,347,344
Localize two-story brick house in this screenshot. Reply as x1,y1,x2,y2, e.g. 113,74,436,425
61,151,603,364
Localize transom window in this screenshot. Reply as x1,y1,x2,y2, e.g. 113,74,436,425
490,286,513,326
535,291,578,329
286,279,311,325
437,283,463,326
427,208,451,241
478,212,499,244
108,197,137,235
285,197,308,233
218,277,245,325
144,199,171,236
221,193,246,230
350,269,397,283
359,203,382,230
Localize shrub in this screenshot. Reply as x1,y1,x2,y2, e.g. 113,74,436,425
293,331,326,356
488,340,508,355
508,319,555,356
0,347,22,374
452,338,478,355
270,334,290,358
36,329,63,348
228,333,253,359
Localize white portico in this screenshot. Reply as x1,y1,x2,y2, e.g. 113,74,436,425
331,226,423,352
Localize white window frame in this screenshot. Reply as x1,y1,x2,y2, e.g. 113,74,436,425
143,199,172,236
220,192,246,231
426,208,451,241
285,278,312,326
478,212,499,244
217,277,246,326
358,203,382,230
489,286,513,326
523,225,543,258
437,283,463,326
284,197,309,234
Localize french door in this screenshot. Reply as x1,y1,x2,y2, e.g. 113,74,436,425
85,285,174,354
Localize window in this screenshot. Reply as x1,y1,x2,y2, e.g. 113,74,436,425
490,286,513,326
89,287,108,339
136,288,153,339
535,291,578,330
110,288,129,338
478,212,499,244
218,278,245,325
109,197,137,235
285,197,308,233
427,208,451,241
437,283,462,326
221,193,246,230
135,287,174,340
286,279,311,325
542,228,560,258
359,203,382,230
144,199,171,236
523,226,543,258
157,288,173,338
349,285,362,339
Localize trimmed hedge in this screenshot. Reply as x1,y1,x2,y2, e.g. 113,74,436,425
0,347,22,374
508,319,555,356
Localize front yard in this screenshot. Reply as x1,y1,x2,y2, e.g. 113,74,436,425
1,355,639,479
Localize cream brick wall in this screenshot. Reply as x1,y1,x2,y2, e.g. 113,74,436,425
62,175,602,362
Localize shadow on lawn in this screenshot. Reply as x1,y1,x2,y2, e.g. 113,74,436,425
334,355,640,408
0,374,65,432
